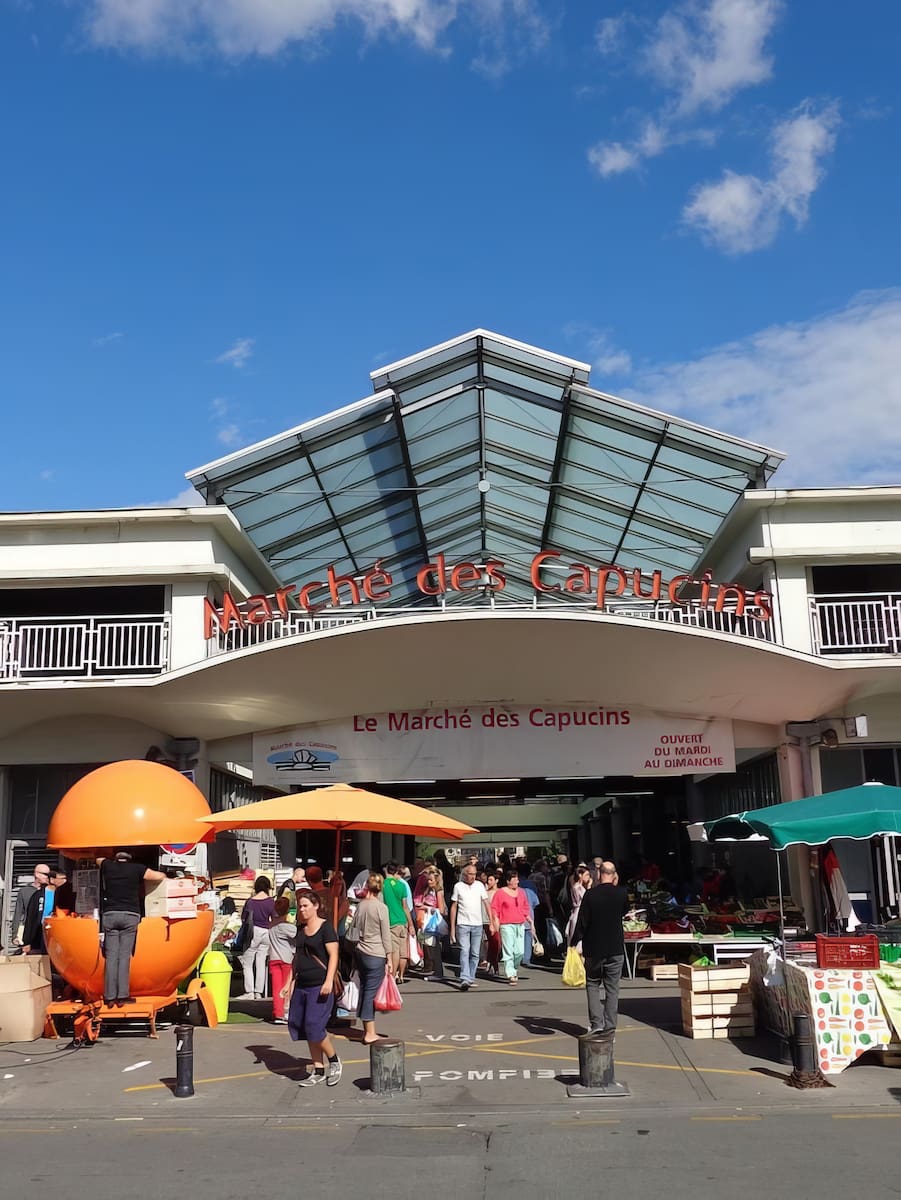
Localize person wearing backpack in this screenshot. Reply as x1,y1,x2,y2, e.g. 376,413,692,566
382,862,416,984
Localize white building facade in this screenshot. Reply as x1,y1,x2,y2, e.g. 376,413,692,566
1,332,899,933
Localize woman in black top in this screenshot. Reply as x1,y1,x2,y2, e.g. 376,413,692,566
284,891,342,1087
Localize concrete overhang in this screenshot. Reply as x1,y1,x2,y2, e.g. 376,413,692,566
0,611,898,742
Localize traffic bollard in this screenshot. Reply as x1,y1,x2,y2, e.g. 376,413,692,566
791,1013,817,1074
369,1039,405,1095
566,1031,630,1098
174,1024,195,1097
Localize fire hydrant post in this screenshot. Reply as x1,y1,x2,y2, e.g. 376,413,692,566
174,1024,195,1097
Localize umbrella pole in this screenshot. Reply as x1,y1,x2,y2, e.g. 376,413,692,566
333,826,341,928
776,850,786,950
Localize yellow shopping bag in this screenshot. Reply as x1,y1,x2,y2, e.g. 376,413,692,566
561,946,586,987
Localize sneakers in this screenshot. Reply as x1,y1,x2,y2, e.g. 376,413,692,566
459,982,471,992
273,1017,288,1025
298,1070,326,1087
326,1058,343,1087
424,975,444,982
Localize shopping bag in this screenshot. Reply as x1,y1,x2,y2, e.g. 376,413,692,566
408,933,423,966
561,946,586,988
531,938,545,959
545,917,564,949
374,972,403,1012
336,972,360,1018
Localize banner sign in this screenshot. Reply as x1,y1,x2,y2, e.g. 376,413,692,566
252,706,734,786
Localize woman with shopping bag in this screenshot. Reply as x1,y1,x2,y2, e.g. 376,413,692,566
489,869,535,986
413,866,448,982
345,873,394,1043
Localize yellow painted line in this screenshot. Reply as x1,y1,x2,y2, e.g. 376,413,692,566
130,1127,199,1133
832,1113,901,1120
692,1115,763,1122
124,1046,459,1092
552,1119,621,1126
468,1044,757,1077
0,1128,62,1134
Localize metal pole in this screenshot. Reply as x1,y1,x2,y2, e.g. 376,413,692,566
776,850,786,948
174,1024,194,1098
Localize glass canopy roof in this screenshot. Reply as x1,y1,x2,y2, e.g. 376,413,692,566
187,330,784,607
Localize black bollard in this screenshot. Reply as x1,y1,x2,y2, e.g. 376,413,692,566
791,1013,817,1074
566,1031,630,1098
174,1024,195,1098
369,1039,405,1095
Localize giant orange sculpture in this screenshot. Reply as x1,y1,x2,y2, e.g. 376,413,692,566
43,760,216,1035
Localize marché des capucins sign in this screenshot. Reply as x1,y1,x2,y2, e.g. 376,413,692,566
203,550,772,638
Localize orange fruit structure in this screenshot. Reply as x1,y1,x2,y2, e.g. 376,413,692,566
45,760,215,1001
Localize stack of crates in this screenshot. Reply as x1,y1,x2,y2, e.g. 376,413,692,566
679,962,755,1039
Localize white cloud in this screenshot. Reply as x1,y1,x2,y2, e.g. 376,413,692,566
76,0,547,65
588,120,714,178
588,0,780,179
565,324,632,378
587,140,640,178
217,423,242,446
155,485,204,507
625,289,901,486
93,331,124,347
595,14,629,56
683,101,839,253
645,0,781,116
215,337,254,369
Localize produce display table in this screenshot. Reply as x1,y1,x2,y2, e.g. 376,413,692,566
626,932,773,978
749,952,898,1073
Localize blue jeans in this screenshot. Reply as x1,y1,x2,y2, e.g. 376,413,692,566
456,924,482,985
522,928,533,965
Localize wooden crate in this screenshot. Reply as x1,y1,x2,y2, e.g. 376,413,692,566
650,963,680,981
679,962,755,1038
678,963,750,992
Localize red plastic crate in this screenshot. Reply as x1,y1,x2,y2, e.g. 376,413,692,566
815,934,880,969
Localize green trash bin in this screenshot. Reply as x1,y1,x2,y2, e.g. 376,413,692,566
198,950,233,1023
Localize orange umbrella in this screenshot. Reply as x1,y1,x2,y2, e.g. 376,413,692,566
197,784,479,922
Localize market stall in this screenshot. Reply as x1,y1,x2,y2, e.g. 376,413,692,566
750,951,901,1073
699,782,901,1069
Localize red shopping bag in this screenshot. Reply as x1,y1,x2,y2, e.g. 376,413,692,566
374,973,403,1012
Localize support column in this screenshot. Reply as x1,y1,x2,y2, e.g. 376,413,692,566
610,802,632,867
777,740,819,932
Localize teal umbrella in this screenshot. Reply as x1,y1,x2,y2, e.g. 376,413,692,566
705,782,901,850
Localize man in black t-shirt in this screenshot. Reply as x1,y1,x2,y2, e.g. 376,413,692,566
572,861,629,1035
96,851,165,1006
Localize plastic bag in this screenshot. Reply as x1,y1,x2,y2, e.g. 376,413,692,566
374,972,403,1012
408,933,423,966
561,946,586,988
545,917,564,949
423,908,449,937
337,972,360,1016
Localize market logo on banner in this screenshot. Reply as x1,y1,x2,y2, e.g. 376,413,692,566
266,741,340,775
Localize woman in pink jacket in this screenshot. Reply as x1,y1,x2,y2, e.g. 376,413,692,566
489,870,535,986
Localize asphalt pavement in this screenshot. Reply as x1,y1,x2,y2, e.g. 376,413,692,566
1,966,899,1196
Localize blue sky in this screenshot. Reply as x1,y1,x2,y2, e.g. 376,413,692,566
2,0,900,511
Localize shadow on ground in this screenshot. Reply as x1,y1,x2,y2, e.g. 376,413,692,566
246,1042,308,1080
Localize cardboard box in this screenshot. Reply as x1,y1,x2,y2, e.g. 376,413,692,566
0,954,52,981
0,961,52,1041
144,877,198,919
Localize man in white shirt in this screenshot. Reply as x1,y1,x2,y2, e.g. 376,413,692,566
450,865,490,991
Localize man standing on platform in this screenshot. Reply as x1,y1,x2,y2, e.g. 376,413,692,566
96,851,165,1006
572,861,629,1036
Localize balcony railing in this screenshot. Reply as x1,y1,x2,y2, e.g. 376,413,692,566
208,597,779,656
809,593,901,655
0,615,170,681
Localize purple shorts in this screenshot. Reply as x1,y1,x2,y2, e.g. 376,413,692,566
288,984,334,1043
